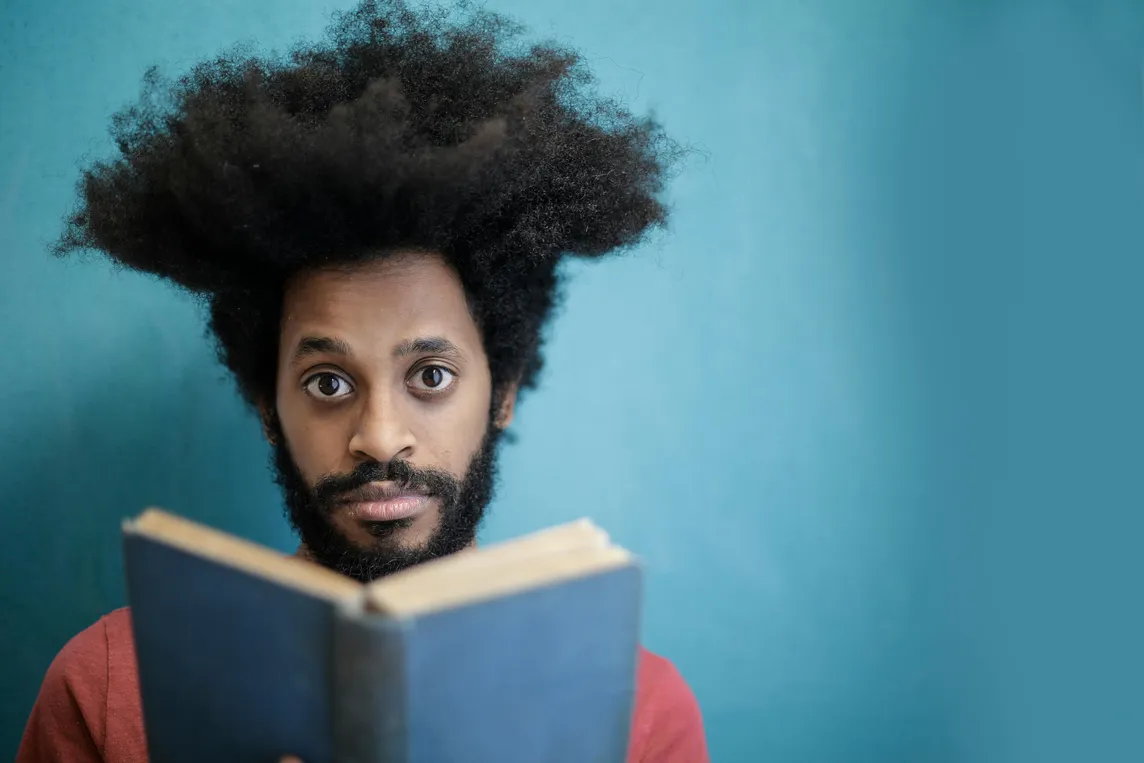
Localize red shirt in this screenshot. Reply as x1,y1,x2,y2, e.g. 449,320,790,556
17,608,708,763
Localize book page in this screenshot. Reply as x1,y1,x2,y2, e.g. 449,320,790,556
367,539,633,616
363,518,608,600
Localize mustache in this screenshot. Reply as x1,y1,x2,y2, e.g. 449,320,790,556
311,459,461,507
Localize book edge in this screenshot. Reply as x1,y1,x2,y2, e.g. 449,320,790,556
124,508,362,603
363,517,610,596
367,546,637,617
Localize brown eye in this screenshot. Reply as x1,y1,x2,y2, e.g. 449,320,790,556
303,372,353,400
409,365,456,394
422,367,444,388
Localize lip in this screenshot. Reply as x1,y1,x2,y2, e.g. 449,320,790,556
338,482,430,523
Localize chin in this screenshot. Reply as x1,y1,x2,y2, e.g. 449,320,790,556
385,525,436,552
398,507,442,542
361,510,441,550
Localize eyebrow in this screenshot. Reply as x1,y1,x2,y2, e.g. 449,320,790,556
290,335,354,366
393,336,465,360
289,334,465,366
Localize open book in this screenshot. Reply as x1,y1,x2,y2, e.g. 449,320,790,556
123,509,643,763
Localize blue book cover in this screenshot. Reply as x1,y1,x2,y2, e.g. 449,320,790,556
123,509,642,763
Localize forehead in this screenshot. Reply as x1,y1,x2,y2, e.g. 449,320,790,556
279,253,481,352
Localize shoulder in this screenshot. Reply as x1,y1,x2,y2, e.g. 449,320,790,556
636,647,691,696
629,647,709,763
16,608,141,763
46,609,127,707
97,607,138,675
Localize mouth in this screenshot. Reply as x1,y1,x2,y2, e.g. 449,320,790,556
336,482,432,523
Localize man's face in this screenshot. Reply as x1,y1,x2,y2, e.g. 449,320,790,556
268,252,512,581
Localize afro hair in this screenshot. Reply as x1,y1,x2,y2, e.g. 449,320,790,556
56,0,679,410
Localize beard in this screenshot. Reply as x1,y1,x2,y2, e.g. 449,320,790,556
268,419,502,582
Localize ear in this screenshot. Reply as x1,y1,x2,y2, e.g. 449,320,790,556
494,383,519,430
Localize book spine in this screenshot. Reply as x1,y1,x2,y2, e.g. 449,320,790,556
332,608,408,763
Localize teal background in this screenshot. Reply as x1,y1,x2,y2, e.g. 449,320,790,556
2,1,1143,760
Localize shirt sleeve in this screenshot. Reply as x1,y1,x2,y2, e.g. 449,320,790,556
16,619,110,763
638,655,710,763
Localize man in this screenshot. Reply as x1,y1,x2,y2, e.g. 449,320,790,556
17,1,706,761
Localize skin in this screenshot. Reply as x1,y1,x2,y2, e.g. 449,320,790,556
265,252,518,762
264,250,517,558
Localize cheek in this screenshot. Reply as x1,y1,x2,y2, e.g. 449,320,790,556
277,398,353,482
416,386,491,473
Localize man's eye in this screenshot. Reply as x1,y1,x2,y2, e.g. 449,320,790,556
303,372,354,400
409,365,456,393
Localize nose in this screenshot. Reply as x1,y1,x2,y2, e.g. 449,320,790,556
347,388,416,464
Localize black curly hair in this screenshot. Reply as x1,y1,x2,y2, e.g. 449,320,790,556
55,0,678,413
